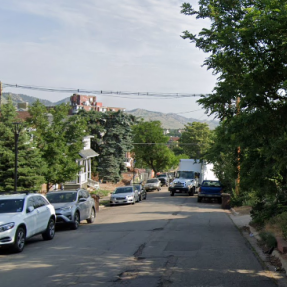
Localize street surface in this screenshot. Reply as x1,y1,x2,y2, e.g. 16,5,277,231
0,188,281,287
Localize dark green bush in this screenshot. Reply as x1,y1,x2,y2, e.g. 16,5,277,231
259,231,277,249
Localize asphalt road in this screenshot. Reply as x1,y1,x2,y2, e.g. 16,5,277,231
0,188,279,287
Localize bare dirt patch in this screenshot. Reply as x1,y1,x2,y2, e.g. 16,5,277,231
233,206,252,215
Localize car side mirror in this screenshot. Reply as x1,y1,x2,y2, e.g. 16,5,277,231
27,206,35,213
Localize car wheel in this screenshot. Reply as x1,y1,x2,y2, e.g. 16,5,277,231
87,208,96,224
13,226,26,253
71,212,80,230
170,192,174,196
42,218,55,240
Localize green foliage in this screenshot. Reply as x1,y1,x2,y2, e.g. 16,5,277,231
0,99,46,192
181,1,287,223
132,121,176,174
179,122,212,160
78,110,136,183
28,101,86,189
259,231,277,249
273,212,287,241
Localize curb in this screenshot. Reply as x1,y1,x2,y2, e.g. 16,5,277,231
229,211,287,286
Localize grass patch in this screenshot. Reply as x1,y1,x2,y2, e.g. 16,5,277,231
90,189,111,197
99,200,110,207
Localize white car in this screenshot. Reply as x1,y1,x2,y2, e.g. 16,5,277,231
0,193,56,253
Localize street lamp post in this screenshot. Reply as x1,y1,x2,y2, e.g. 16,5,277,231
13,122,21,192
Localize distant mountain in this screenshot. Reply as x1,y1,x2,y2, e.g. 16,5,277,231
126,109,219,129
2,92,70,106
1,92,219,129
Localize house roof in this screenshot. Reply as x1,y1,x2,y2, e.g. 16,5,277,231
79,149,99,159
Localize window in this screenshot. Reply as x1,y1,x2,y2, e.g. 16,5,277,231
0,199,24,213
26,197,36,212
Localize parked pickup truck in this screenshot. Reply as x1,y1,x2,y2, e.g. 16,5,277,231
197,180,223,203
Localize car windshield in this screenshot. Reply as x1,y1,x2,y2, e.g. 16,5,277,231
147,179,158,183
114,187,133,194
176,171,195,179
202,181,221,187
0,199,24,213
46,192,77,203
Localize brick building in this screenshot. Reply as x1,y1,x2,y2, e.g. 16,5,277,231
70,94,125,114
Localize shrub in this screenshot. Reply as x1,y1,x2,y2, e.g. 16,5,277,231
259,231,277,249
274,212,287,241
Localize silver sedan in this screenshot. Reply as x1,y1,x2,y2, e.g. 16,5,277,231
110,186,140,205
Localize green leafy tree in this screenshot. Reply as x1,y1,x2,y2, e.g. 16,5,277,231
0,99,46,192
132,121,176,174
181,1,287,203
179,122,212,160
28,101,87,190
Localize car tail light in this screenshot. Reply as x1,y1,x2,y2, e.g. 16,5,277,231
198,187,201,193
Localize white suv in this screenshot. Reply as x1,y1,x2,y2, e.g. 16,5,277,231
0,193,56,253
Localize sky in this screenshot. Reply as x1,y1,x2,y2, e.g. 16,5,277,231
0,0,217,120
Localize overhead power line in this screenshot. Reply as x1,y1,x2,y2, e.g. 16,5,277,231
3,82,202,99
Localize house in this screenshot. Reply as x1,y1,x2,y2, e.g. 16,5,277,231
168,136,180,147
64,136,99,190
70,94,103,114
70,94,125,114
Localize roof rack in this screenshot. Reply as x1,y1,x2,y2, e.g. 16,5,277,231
7,190,39,195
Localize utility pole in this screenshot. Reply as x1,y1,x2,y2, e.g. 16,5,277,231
13,122,21,192
0,81,2,111
235,97,241,195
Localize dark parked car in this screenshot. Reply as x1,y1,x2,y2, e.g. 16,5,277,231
46,189,96,230
133,184,147,201
197,180,223,203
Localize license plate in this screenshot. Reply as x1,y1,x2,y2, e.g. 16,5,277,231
176,190,180,192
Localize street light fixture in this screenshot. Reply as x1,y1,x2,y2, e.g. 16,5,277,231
13,122,21,192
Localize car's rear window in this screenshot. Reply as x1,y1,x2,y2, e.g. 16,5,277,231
147,179,158,183
202,181,221,187
0,199,24,213
46,192,77,203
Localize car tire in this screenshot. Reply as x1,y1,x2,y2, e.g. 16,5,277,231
13,226,26,253
170,192,174,196
42,218,55,240
71,212,80,230
87,208,96,224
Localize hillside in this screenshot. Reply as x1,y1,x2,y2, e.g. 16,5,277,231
1,92,219,129
126,109,219,129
